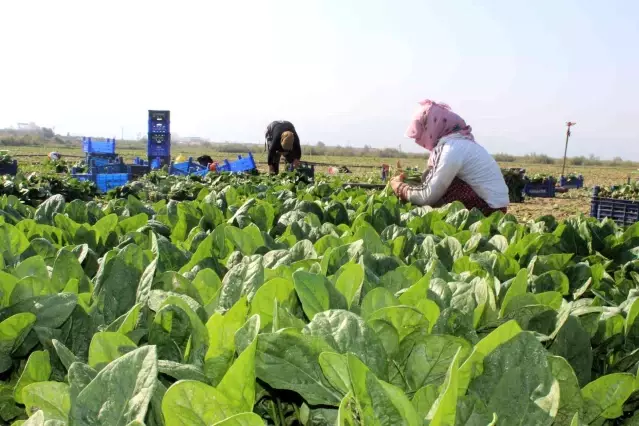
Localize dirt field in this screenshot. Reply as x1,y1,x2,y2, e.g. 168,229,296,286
8,144,636,222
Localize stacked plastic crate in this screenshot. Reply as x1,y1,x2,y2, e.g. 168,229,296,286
148,110,171,168
72,138,131,192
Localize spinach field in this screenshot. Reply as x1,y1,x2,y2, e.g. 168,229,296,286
1,172,639,425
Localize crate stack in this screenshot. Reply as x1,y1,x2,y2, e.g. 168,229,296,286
82,137,127,173
147,110,171,168
72,137,130,192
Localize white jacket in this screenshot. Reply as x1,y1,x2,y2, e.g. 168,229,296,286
405,135,509,209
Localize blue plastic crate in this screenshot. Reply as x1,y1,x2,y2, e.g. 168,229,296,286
82,137,116,155
93,163,129,174
215,153,257,173
559,175,584,189
147,133,171,158
590,186,639,227
95,173,130,192
89,157,111,167
0,160,18,176
524,178,556,198
170,157,209,177
148,110,170,133
71,173,92,182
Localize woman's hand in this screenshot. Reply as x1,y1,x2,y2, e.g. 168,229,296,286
390,173,406,196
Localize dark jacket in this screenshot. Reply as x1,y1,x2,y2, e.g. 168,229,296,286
265,121,301,166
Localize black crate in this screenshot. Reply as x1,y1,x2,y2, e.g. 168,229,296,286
129,164,150,178
0,160,18,176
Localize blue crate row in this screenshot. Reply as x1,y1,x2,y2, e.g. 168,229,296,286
169,153,257,176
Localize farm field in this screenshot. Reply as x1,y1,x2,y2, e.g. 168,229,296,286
1,169,639,424
1,144,639,424
7,143,637,222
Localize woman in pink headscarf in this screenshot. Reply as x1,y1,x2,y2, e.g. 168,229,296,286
390,100,509,215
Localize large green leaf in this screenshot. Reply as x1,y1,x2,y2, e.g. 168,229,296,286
0,312,36,373
549,316,592,386
217,338,257,412
248,278,294,329
93,245,149,324
425,348,461,426
87,332,137,370
293,270,346,320
14,350,51,404
548,355,584,426
22,381,70,422
468,332,559,425
334,263,364,308
304,309,388,379
0,223,29,266
218,256,264,311
255,329,341,406
34,195,65,226
581,373,635,424
347,353,420,426
393,331,471,392
205,297,248,384
69,346,158,426
161,380,238,426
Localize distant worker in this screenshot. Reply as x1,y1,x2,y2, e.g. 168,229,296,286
196,155,213,167
390,100,509,215
48,152,61,161
265,120,301,174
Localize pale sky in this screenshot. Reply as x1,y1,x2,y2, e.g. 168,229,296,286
1,0,638,159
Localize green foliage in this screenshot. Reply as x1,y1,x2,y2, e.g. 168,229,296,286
0,173,639,425
599,181,639,200
0,150,14,165
501,168,526,202
528,173,556,184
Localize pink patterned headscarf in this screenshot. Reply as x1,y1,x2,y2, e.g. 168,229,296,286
405,100,474,151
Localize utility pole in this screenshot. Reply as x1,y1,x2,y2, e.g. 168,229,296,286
561,121,576,178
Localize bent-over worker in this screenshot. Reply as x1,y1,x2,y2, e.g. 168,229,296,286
196,155,213,167
265,120,301,174
390,100,509,216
